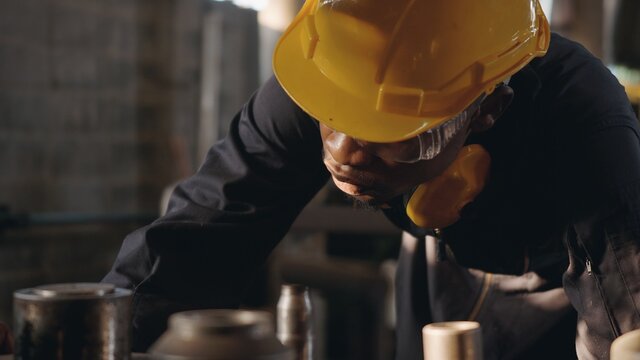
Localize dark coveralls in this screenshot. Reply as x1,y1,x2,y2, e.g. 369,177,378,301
104,34,640,359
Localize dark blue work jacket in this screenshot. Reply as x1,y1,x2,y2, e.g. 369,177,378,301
104,33,640,360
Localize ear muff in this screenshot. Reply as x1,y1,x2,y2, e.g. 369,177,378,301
406,145,491,229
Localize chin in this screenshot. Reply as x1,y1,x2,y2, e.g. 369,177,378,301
332,178,390,208
348,195,387,210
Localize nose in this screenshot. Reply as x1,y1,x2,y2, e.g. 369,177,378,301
324,130,375,167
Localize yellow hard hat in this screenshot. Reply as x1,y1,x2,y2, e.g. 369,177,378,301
273,0,550,143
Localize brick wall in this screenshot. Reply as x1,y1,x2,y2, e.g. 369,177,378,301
0,0,208,325
0,0,264,327
0,0,205,214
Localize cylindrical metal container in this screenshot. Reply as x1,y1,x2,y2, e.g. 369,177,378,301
422,321,483,360
611,328,640,360
276,284,313,360
149,309,292,360
13,282,132,360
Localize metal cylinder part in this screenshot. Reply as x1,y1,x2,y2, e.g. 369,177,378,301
422,321,483,360
149,309,292,360
277,284,313,360
13,283,132,360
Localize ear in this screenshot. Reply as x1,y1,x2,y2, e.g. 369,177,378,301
470,85,514,133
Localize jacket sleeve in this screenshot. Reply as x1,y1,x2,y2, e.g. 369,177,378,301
102,76,329,351
562,124,640,360
548,51,640,359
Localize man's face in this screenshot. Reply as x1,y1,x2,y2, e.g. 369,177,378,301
319,84,513,207
320,121,471,207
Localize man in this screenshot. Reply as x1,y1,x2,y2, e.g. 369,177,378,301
104,0,640,359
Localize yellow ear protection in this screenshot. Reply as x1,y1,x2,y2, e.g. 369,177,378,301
406,145,491,229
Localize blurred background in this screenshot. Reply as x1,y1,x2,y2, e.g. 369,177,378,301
0,0,639,359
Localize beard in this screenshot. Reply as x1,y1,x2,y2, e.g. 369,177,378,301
343,193,384,211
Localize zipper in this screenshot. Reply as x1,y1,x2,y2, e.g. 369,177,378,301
434,228,448,262
579,239,621,338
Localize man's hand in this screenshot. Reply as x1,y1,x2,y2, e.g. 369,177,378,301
0,322,13,355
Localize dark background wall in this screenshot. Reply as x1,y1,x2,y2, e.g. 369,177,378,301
0,0,260,325
0,0,204,214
